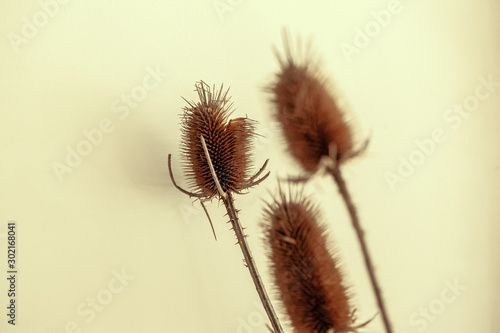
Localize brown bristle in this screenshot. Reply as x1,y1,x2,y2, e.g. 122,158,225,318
269,31,353,172
263,188,356,333
180,81,256,198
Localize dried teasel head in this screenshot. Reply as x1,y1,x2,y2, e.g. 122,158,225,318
180,81,258,199
263,187,359,333
269,30,356,172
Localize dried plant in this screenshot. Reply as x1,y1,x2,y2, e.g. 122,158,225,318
263,187,359,333
168,81,283,333
269,36,354,172
179,83,258,197
267,30,393,333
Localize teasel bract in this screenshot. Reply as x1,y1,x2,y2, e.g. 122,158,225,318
263,188,357,333
268,30,393,333
168,81,283,333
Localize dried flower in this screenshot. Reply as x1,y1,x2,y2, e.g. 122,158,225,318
180,81,257,198
263,188,356,333
168,81,283,332
269,31,354,172
267,31,392,333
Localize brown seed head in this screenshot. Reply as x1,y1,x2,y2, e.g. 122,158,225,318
263,188,356,333
269,31,353,172
180,81,256,198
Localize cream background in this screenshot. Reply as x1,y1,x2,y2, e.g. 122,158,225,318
0,1,499,332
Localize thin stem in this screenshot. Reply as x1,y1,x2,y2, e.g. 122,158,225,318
223,192,284,333
168,154,205,198
199,199,217,241
329,165,393,333
168,154,217,240
248,159,269,183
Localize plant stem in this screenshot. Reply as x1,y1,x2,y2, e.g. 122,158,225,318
197,134,282,332
329,165,393,333
223,192,284,333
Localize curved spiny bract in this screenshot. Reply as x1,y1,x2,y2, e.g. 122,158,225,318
269,31,353,172
263,189,356,333
180,81,256,198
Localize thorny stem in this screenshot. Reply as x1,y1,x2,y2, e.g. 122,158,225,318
198,135,283,333
329,165,393,333
223,192,284,333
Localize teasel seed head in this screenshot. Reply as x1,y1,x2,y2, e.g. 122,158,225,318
263,188,357,333
269,31,354,172
180,81,257,198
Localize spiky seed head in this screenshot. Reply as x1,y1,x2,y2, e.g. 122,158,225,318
180,81,256,198
269,31,353,172
263,188,356,333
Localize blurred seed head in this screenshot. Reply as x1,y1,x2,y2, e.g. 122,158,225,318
180,81,256,198
263,187,356,333
269,31,354,172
